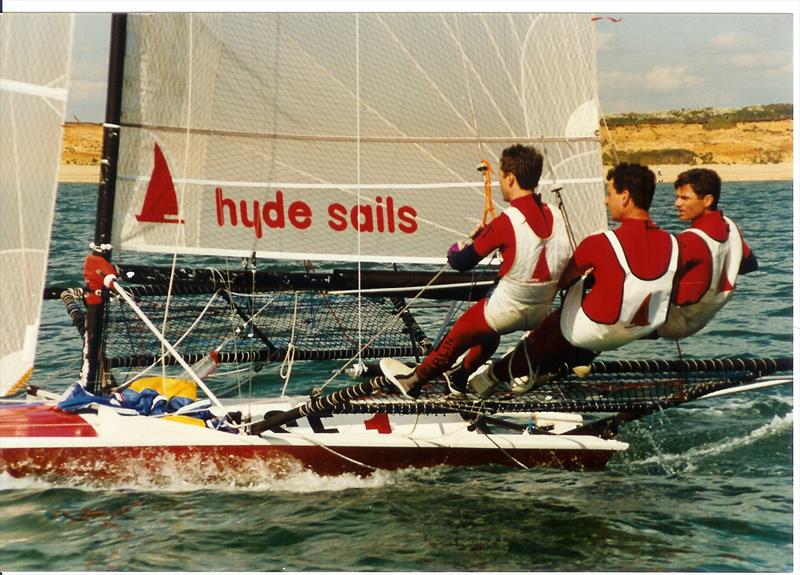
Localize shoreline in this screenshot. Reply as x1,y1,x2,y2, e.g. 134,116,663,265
642,162,793,184
58,162,794,184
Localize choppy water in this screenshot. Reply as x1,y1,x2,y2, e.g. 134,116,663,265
0,180,793,572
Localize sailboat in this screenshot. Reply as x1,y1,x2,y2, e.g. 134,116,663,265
0,13,791,481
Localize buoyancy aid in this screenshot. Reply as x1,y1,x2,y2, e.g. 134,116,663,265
658,215,743,338
484,205,572,333
560,230,678,351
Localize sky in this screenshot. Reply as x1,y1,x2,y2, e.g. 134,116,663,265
62,8,795,122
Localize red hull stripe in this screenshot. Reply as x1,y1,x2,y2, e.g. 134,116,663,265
0,405,97,438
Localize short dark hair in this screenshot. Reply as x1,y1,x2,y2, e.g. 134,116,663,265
674,168,720,209
606,163,656,210
500,144,544,191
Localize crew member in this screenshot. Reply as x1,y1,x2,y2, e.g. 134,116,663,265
470,162,678,396
658,168,757,338
381,144,572,398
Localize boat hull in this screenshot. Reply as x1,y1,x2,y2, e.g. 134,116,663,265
0,400,627,480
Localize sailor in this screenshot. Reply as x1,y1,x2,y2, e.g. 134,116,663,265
657,168,758,339
470,162,678,396
381,144,572,398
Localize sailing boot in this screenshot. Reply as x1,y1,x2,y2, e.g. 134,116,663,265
393,370,423,399
509,372,551,395
444,363,468,397
379,358,423,399
468,363,501,398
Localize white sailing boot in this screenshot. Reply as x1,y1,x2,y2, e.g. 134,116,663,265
509,372,551,395
468,363,500,398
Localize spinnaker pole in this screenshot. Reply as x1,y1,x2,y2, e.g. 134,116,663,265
82,14,127,393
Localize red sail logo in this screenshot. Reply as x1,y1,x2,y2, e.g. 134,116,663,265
136,143,185,224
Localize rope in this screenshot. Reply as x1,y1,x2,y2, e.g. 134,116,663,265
479,160,496,225
285,426,378,472
127,289,225,384
483,433,530,470
279,292,299,397
522,337,541,392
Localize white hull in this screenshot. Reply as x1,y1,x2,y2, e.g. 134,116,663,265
0,395,627,479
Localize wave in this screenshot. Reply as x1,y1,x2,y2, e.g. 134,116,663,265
0,459,398,494
629,411,792,472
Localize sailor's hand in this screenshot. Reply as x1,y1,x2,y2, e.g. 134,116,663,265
468,221,485,239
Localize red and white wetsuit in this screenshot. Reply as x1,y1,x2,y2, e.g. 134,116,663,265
501,218,677,378
415,194,570,381
658,211,754,338
481,202,572,332
560,223,678,351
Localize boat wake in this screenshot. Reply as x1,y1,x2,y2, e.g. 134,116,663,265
629,411,792,473
0,457,397,493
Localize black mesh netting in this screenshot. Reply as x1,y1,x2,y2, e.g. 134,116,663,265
100,284,431,369
334,357,792,415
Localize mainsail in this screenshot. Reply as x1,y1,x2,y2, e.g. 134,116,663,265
111,14,606,264
0,14,73,396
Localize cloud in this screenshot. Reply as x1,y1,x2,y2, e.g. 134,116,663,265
600,69,639,90
729,51,791,70
645,66,702,92
596,30,615,52
709,31,760,49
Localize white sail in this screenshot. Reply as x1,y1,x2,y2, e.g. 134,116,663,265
0,14,73,396
112,13,606,264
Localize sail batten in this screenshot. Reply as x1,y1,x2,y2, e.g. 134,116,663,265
117,176,603,190
113,14,606,263
120,122,600,144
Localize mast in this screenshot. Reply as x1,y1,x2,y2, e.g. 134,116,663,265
82,14,127,393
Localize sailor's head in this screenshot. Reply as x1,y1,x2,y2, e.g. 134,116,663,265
673,168,720,222
499,144,543,200
605,163,656,221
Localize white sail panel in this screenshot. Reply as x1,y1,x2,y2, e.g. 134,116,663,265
0,14,73,395
113,13,605,263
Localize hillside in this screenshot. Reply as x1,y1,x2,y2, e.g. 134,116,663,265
59,105,793,182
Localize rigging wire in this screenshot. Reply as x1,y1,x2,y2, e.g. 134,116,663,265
591,19,620,167
355,13,364,377
454,15,496,225
315,263,453,394
552,187,578,253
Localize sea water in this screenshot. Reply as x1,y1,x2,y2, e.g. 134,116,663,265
0,180,793,572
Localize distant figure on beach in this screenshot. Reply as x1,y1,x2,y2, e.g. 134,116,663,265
657,168,663,183
380,144,572,398
657,168,758,339
469,163,678,397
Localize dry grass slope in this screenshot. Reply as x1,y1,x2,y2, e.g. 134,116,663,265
58,115,793,183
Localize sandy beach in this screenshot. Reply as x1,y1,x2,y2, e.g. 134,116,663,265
639,162,793,183
58,164,101,183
